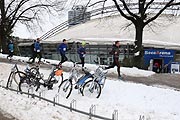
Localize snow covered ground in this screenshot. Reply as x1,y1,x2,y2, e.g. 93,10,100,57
0,55,180,120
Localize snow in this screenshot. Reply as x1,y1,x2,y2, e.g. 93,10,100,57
0,54,154,77
12,0,180,40
45,14,180,50
0,55,180,120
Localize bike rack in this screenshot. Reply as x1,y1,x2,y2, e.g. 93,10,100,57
89,104,96,119
17,86,19,94
53,94,60,106
112,110,118,120
139,115,145,120
0,80,4,87
39,90,45,101
28,87,34,98
70,99,76,112
1,84,116,120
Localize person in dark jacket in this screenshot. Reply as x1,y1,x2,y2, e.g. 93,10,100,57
77,41,86,67
31,38,42,63
7,40,14,60
105,41,122,79
58,39,68,64
29,40,36,62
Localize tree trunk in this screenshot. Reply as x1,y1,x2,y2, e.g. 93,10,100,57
0,0,8,53
0,32,8,54
134,24,144,68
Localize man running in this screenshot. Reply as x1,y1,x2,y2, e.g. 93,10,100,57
31,38,42,63
105,41,122,79
7,40,14,60
58,39,68,64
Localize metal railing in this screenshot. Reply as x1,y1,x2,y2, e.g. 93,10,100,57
0,82,118,120
0,79,151,120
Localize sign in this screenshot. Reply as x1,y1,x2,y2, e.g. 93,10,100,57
171,62,180,74
144,49,174,58
144,49,175,72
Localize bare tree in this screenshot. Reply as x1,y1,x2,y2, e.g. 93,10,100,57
0,0,66,53
86,0,180,68
112,0,180,67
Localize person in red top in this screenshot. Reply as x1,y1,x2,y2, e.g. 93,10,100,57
153,62,160,73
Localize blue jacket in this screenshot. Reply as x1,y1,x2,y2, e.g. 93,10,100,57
58,43,67,55
78,47,86,58
8,43,14,52
34,41,41,52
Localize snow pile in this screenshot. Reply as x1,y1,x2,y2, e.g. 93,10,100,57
0,56,180,120
0,62,180,120
0,53,155,77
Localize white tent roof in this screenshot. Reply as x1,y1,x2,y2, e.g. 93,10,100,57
44,15,180,49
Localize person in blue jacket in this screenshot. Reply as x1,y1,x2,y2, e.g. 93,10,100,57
7,40,14,60
32,38,42,63
58,39,68,64
77,41,86,67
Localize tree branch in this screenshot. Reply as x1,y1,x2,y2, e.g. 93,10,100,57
170,2,180,6
120,0,138,19
88,0,106,7
5,0,16,16
144,0,174,25
144,0,155,13
7,0,30,20
9,4,52,31
112,0,136,24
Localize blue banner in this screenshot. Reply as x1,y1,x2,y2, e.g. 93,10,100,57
144,49,175,66
144,49,174,58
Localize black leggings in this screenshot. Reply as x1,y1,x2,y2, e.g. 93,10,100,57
32,52,42,63
7,51,13,59
29,51,36,61
60,54,68,64
77,57,85,67
105,58,120,76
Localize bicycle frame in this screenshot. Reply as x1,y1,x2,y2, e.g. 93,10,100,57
6,64,22,88
65,60,80,82
34,64,63,91
94,66,108,87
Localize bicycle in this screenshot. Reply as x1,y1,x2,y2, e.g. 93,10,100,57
58,60,82,98
6,63,20,88
6,63,31,89
18,64,42,92
19,63,63,92
36,63,64,90
58,60,97,99
81,65,108,98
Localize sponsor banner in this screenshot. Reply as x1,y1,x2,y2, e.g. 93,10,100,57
144,49,175,58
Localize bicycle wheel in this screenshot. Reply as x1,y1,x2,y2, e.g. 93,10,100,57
49,74,63,85
6,72,15,88
58,79,72,99
30,67,41,79
98,77,106,89
82,80,101,98
14,71,27,85
30,67,40,74
18,72,30,92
